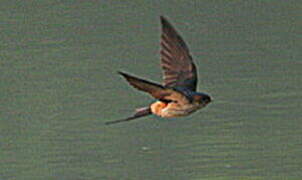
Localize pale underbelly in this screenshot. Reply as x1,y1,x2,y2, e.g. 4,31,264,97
150,101,202,118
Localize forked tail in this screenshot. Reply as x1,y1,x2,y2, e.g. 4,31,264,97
105,107,152,125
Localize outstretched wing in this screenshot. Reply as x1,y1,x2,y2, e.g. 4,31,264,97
118,71,189,104
160,16,198,91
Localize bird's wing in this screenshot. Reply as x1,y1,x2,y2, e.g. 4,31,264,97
119,72,190,104
160,16,198,91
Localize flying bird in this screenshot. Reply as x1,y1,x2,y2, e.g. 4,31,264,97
105,16,212,125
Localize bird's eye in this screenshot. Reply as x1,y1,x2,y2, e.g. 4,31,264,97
202,96,211,102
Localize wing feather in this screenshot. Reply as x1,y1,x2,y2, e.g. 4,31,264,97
160,16,198,91
118,72,189,104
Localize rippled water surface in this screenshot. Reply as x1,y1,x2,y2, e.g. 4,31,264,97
1,1,301,179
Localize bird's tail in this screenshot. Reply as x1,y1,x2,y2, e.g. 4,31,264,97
105,107,152,125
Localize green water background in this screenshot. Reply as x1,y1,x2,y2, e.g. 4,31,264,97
1,1,301,179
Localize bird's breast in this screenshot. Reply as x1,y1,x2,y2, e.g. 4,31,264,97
150,101,201,118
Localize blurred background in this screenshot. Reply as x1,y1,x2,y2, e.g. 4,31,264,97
0,0,301,179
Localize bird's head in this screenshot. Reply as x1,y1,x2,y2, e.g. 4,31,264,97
192,92,212,107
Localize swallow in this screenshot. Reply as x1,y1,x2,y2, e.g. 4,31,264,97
105,16,212,125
